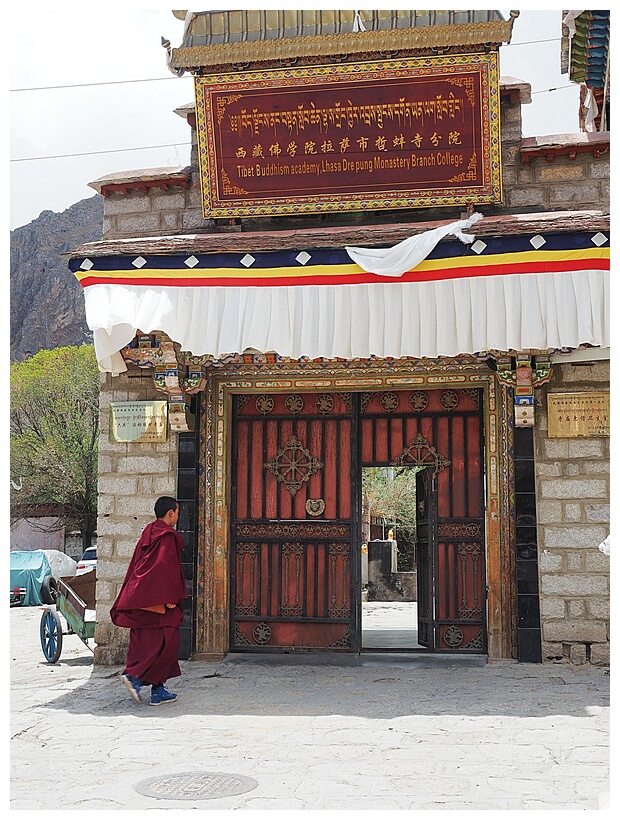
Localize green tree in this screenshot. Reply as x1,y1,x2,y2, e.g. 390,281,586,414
10,345,100,551
362,466,422,535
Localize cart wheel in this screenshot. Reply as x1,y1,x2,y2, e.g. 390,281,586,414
40,607,63,663
41,575,58,604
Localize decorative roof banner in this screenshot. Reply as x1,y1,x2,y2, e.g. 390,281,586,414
194,54,502,217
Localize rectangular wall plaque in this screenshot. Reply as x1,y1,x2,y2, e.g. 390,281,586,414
547,392,610,438
194,53,501,217
109,401,168,443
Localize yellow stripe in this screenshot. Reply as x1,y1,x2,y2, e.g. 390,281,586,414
73,247,610,283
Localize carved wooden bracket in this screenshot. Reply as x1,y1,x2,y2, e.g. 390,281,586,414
120,331,206,432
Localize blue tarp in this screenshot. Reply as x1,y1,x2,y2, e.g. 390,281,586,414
9,551,52,606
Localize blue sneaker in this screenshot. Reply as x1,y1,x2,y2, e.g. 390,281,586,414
121,673,143,704
150,684,178,706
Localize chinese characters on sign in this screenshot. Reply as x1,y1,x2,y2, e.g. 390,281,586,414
109,402,168,443
195,55,501,217
547,393,610,438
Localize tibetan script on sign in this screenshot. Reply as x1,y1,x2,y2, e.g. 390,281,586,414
547,393,610,438
195,54,501,217
109,401,168,443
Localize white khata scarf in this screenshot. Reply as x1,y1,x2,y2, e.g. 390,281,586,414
345,212,484,277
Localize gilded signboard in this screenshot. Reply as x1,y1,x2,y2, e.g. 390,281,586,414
109,401,168,443
547,392,610,438
195,54,501,217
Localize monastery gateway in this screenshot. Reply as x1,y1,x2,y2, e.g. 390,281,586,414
67,11,610,667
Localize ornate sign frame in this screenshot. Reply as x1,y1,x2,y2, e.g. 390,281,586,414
194,54,502,217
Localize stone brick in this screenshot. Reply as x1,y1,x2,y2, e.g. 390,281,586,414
117,214,161,233
590,644,610,666
96,519,136,537
586,599,610,619
539,550,563,572
536,501,562,524
116,455,175,474
569,643,587,664
115,538,140,557
535,463,562,477
589,159,610,179
541,439,570,459
540,479,608,499
151,192,186,211
567,599,585,617
501,144,521,165
556,362,609,382
566,552,583,571
506,187,546,207
182,209,209,230
97,476,139,495
104,194,152,215
543,620,607,643
97,492,114,514
583,459,610,475
541,575,609,596
563,503,582,523
161,212,180,229
549,183,600,205
541,641,564,660
585,551,611,572
541,597,565,618
541,525,608,549
567,440,606,458
537,164,584,182
94,536,114,557
154,476,178,494
113,495,160,516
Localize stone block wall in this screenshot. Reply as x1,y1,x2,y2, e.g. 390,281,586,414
93,369,180,666
535,361,610,666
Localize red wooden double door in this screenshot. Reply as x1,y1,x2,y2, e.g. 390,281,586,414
231,388,486,653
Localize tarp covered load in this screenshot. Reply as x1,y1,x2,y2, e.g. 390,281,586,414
10,551,53,606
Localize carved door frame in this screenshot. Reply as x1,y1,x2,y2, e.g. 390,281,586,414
193,361,514,661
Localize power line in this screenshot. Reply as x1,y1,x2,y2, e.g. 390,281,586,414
9,37,564,93
11,142,191,163
11,75,191,93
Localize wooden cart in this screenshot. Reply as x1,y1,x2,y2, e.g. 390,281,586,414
40,572,96,663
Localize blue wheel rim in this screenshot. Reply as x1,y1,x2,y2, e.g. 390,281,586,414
40,610,59,661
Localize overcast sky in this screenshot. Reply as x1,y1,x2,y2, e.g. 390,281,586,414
9,5,581,231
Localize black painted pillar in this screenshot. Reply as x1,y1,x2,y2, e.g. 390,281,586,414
514,426,542,662
176,401,199,660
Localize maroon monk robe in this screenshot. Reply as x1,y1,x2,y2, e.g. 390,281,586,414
111,518,188,685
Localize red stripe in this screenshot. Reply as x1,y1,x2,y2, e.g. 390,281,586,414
78,257,609,289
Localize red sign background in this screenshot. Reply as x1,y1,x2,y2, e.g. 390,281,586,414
195,56,500,215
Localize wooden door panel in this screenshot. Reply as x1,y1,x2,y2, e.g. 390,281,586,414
231,393,355,652
360,387,486,653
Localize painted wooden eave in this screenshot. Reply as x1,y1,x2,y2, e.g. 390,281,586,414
65,210,610,259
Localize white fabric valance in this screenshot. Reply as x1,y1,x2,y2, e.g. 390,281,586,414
85,268,609,374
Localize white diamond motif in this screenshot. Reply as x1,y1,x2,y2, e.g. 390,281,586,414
240,254,256,267
79,258,94,270
184,255,199,268
591,232,608,247
296,251,311,265
132,256,147,268
470,240,487,255
530,235,546,249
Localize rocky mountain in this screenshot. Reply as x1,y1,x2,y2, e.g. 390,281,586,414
10,195,104,363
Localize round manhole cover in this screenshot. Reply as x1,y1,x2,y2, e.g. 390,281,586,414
135,771,258,800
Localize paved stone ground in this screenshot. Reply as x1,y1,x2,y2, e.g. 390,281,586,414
10,605,610,811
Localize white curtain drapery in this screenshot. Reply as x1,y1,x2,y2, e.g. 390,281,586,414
84,267,609,374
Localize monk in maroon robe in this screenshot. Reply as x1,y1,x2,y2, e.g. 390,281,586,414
111,496,188,705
